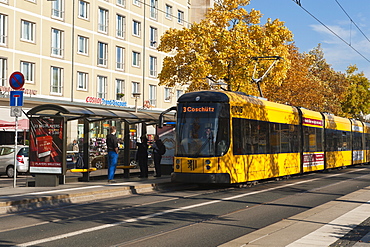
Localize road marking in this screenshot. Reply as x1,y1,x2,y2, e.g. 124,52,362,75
287,199,370,246
16,170,364,247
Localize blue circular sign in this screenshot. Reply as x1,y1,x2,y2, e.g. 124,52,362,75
9,72,25,90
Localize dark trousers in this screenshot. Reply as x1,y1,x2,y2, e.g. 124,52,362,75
138,157,148,177
153,153,162,176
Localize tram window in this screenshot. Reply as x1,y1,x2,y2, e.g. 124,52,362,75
290,125,300,153
316,128,323,151
250,121,259,154
258,122,269,153
270,123,281,153
353,132,362,151
216,118,230,156
303,127,323,152
281,124,290,153
232,118,247,155
366,134,370,150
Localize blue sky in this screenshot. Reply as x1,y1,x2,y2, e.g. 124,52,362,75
246,0,370,77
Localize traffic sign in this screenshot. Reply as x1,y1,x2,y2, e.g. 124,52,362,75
10,91,24,107
10,106,22,117
9,72,25,90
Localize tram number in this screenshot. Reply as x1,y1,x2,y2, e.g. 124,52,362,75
187,160,197,170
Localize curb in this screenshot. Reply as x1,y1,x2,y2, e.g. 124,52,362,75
0,182,194,215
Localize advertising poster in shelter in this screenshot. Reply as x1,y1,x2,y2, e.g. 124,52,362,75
157,125,175,165
29,117,64,174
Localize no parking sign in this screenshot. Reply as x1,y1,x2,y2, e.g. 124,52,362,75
9,71,25,90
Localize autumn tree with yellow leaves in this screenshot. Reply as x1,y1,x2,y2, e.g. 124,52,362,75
157,0,293,94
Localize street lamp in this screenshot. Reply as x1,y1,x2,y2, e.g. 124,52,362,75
133,92,141,112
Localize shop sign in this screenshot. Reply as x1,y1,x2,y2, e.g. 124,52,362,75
86,96,127,107
0,86,37,95
29,117,64,174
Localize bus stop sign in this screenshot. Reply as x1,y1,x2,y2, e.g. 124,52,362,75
9,72,25,90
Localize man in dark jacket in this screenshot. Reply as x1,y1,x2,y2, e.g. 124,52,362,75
136,135,148,178
152,134,164,177
107,126,119,183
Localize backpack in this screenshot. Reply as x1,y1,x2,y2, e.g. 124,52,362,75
158,141,166,155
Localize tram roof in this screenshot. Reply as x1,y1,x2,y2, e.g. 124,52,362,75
27,104,175,125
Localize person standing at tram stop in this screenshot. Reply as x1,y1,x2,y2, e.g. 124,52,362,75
107,126,119,183
136,135,149,178
152,134,165,177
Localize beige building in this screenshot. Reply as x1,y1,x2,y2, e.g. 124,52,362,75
0,0,213,111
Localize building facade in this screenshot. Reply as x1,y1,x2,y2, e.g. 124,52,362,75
0,0,214,111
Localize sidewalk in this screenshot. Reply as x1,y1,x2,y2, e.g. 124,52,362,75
220,185,370,247
0,168,182,215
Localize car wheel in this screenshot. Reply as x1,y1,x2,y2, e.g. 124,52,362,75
6,165,14,178
93,160,105,169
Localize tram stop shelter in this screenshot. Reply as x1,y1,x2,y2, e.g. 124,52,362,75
27,104,175,187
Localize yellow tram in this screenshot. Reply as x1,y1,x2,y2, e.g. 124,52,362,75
171,91,369,184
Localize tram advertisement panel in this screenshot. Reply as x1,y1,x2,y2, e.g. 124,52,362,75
29,117,64,174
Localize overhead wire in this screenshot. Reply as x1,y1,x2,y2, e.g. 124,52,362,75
292,0,370,64
334,0,370,44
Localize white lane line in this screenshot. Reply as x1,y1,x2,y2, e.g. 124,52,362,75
287,200,370,247
16,170,363,247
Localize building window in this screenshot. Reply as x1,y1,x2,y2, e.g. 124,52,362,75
77,71,88,90
0,14,7,46
116,79,125,100
116,46,125,71
132,81,139,95
132,51,140,67
98,8,108,33
0,57,6,86
21,61,35,84
176,89,183,100
150,0,157,19
164,87,171,101
97,76,107,98
77,35,88,55
98,42,107,66
51,0,64,19
149,56,157,77
165,4,172,19
177,10,184,24
117,0,125,7
133,0,140,7
116,14,126,39
132,20,141,37
51,28,63,57
78,0,89,20
149,85,156,106
51,66,63,95
149,26,157,47
21,20,35,42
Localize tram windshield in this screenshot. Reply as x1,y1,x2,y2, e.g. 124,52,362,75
176,103,230,157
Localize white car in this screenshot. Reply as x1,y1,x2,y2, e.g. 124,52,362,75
0,145,29,178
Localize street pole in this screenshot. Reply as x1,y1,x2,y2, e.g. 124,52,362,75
13,114,18,188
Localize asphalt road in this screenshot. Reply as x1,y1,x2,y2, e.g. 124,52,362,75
0,165,369,247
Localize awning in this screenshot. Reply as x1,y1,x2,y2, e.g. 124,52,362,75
27,104,175,125
0,119,29,131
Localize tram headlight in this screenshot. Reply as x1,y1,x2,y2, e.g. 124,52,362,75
176,165,180,169
205,160,211,164
176,159,180,164
206,165,211,170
